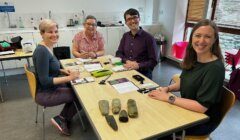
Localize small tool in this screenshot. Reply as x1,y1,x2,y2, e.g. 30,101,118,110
99,74,112,85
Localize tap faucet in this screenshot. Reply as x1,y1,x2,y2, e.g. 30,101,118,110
49,10,52,19
82,10,85,20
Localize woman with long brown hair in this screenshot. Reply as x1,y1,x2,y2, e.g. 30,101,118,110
149,19,225,136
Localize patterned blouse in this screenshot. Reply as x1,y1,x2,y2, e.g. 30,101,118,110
73,30,104,53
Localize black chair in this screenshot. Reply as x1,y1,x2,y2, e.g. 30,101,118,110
53,46,71,60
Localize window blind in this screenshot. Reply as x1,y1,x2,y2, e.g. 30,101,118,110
187,0,206,22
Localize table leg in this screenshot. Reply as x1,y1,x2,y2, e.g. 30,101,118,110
0,87,3,102
26,58,31,67
181,130,186,139
0,61,8,85
172,133,176,140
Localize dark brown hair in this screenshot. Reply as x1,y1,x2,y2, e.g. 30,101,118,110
181,19,223,70
124,8,140,21
84,15,97,23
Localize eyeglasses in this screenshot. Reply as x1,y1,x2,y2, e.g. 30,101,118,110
85,22,97,27
126,15,139,22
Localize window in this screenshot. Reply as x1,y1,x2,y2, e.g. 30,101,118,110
184,0,240,51
214,0,240,28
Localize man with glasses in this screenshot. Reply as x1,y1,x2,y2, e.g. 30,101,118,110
72,15,104,58
116,8,157,79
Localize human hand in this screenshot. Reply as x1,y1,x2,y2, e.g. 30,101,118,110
124,60,139,70
80,52,90,59
148,88,169,102
88,52,97,58
60,69,70,75
69,70,80,80
159,86,169,93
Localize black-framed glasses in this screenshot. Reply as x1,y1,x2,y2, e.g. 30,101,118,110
85,22,97,27
126,15,139,22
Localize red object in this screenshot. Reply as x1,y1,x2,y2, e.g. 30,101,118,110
172,41,188,59
225,49,240,66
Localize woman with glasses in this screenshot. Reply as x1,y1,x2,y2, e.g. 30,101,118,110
149,19,225,137
72,15,104,59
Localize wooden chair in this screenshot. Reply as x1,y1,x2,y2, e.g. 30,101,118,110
24,64,86,140
183,86,236,140
169,74,180,85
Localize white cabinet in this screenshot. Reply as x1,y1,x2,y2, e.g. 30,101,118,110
0,34,10,41
142,24,162,36
32,31,42,46
106,27,125,56
57,30,76,58
97,27,108,55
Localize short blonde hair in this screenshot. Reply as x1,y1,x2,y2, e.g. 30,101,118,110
39,19,58,34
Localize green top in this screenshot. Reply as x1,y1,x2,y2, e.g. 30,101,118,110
180,59,225,123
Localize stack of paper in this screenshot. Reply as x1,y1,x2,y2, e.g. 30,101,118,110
108,78,138,94
83,61,103,72
112,65,127,72
77,58,92,63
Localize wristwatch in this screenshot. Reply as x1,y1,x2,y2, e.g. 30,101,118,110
168,95,176,104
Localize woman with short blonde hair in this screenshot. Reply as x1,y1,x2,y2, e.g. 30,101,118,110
33,19,81,136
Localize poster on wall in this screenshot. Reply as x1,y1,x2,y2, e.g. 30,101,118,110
0,2,15,12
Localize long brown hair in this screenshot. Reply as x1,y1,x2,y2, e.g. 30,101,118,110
181,19,223,70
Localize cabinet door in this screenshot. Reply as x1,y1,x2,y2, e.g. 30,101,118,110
32,31,42,46
142,25,161,36
57,30,76,58
97,27,108,55
106,27,124,56
0,33,10,41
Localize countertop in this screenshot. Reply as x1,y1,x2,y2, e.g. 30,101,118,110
0,23,161,34
0,26,85,34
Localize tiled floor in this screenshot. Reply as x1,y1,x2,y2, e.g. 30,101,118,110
0,61,239,140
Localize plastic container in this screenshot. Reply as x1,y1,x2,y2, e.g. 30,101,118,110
172,41,188,59
18,17,24,28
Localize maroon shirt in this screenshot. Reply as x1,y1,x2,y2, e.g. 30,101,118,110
116,28,157,71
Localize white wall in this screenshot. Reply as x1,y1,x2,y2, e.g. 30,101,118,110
158,0,177,55
156,0,188,59
0,0,153,28
172,0,188,43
